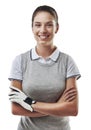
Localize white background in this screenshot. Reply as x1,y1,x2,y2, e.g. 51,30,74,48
0,0,91,129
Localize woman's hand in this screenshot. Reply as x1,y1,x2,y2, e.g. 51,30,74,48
58,87,77,103
9,86,36,112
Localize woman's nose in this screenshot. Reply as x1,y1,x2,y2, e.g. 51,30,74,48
40,25,47,33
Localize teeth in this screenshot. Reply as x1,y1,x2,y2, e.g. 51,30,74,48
39,35,48,39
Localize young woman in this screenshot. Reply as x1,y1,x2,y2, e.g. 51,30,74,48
8,5,81,130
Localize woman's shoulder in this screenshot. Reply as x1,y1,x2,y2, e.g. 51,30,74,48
21,49,32,62
11,50,31,66
21,49,31,56
58,51,76,65
15,50,31,59
59,51,70,59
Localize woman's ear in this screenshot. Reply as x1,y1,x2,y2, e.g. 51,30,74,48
55,24,59,33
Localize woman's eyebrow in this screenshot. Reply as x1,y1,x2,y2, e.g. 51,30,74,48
34,21,53,24
34,22,41,24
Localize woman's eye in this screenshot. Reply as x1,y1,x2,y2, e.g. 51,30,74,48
47,24,53,26
35,24,41,27
46,24,53,27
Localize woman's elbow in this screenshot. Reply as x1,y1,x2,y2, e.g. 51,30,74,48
11,103,20,115
72,109,78,116
71,105,78,116
11,108,18,115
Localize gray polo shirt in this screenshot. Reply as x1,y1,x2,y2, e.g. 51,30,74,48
8,48,81,130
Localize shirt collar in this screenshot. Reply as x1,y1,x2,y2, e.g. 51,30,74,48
31,47,41,60
31,47,60,62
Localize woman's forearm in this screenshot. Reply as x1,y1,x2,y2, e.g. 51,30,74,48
32,100,78,117
11,103,48,117
31,86,78,117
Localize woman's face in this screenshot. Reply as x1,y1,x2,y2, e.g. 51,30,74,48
32,11,59,45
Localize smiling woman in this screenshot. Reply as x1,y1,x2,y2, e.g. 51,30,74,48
32,11,59,57
32,8,59,48
8,5,81,130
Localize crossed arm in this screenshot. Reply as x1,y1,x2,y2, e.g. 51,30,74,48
10,77,78,117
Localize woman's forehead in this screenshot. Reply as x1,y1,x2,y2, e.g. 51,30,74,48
33,11,55,22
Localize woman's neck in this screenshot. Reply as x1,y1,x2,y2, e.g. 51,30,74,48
36,44,57,58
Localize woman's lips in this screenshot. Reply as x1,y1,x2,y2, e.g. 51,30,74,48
38,35,49,40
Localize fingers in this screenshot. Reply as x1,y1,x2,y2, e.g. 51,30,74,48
65,93,77,102
63,87,77,102
9,96,19,100
8,91,20,100
9,98,21,104
9,91,19,96
9,86,21,92
63,87,77,95
9,98,17,102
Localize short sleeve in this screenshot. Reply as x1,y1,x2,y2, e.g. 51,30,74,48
66,55,81,80
8,54,23,81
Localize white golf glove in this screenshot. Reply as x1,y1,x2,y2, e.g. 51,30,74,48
9,86,36,112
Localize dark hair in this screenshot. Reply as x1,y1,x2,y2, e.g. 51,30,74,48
32,5,58,27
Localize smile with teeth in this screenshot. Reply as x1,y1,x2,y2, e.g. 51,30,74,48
39,35,49,40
